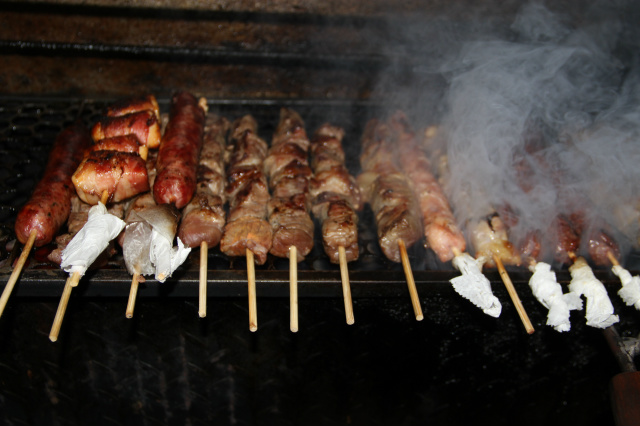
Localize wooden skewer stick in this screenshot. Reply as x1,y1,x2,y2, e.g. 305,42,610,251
246,248,257,332
199,241,208,318
0,229,37,318
492,254,535,334
100,190,109,205
290,246,299,333
607,250,620,267
125,272,140,319
338,246,355,325
49,271,81,342
398,239,424,321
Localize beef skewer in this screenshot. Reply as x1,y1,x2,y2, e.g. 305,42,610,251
177,115,229,317
0,122,92,318
309,123,362,325
264,108,315,331
219,115,273,332
359,119,424,320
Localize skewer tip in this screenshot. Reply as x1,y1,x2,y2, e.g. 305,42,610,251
250,324,258,332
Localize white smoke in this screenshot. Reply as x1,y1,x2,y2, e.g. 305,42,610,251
432,1,640,264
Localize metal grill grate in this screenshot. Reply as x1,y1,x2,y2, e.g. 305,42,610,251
0,96,630,298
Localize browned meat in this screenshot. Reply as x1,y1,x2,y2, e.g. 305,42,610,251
72,151,150,205
220,115,272,263
309,123,360,263
312,195,359,263
588,228,620,266
360,119,423,263
15,122,92,247
220,216,272,264
310,166,362,212
265,108,315,261
106,94,160,120
268,195,315,260
553,215,581,264
90,134,142,156
311,125,346,173
178,116,229,248
92,110,162,149
369,173,423,263
153,92,207,209
390,111,465,263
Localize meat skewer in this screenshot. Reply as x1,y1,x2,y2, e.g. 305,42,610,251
425,128,535,334
359,119,424,320
50,201,126,341
309,123,361,325
391,114,504,319
74,94,162,206
265,108,316,332
219,115,273,331
177,115,230,317
517,216,582,332
123,92,206,317
0,122,92,318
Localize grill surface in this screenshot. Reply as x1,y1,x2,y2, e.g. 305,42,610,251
0,74,638,426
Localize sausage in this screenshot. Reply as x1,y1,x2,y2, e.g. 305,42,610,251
14,122,92,247
153,92,207,209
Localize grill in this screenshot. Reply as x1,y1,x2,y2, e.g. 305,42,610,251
1,2,639,426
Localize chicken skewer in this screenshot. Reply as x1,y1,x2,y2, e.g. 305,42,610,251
359,119,424,320
391,113,505,318
178,115,230,317
559,214,620,329
219,115,273,332
309,123,362,325
421,126,533,332
264,108,315,331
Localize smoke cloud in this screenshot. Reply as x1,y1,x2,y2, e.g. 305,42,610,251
392,1,640,265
